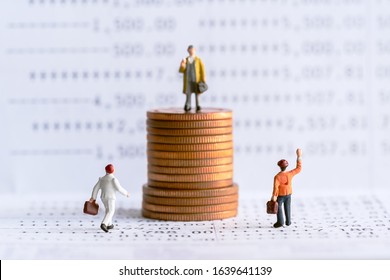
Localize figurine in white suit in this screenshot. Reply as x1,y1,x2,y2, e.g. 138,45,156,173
89,164,130,232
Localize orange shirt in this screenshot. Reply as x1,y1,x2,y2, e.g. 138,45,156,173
272,160,302,197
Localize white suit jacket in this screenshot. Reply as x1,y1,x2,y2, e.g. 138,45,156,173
91,173,128,200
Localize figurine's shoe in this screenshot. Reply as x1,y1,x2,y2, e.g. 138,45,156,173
286,221,291,226
100,223,109,232
196,106,202,111
184,105,191,112
273,222,283,228
107,224,114,230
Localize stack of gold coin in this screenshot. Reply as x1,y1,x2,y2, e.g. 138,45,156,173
142,108,238,221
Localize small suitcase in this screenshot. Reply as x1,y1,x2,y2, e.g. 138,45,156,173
83,200,99,215
266,200,278,214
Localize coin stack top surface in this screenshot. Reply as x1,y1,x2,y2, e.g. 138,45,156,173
142,108,238,221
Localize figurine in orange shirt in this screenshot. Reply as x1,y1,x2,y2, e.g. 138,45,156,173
271,148,302,228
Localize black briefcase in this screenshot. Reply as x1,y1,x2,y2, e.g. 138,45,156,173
198,81,208,93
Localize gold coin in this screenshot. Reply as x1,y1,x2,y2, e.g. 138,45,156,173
142,184,239,197
147,134,233,144
147,179,234,189
147,149,233,159
143,194,238,206
148,172,233,182
147,108,232,121
142,209,237,222
148,157,233,167
148,164,233,174
147,142,233,152
147,127,232,136
147,119,233,129
142,201,238,213
142,209,237,221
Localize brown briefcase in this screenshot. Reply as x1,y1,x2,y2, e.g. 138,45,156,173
266,200,278,214
84,200,99,215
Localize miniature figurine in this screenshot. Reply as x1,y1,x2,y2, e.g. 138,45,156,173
179,45,207,112
271,148,302,228
89,164,130,233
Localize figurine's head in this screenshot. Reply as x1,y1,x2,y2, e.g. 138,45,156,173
277,159,288,171
105,164,115,174
187,45,196,56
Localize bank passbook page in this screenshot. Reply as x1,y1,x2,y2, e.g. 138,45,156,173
0,1,390,259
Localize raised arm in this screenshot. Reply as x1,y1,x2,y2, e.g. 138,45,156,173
179,58,186,73
290,148,302,176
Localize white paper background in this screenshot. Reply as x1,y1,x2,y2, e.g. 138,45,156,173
0,1,389,195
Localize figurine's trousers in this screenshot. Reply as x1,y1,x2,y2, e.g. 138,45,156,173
101,198,115,226
276,194,291,225
185,92,200,107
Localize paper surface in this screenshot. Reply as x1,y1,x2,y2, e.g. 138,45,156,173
1,192,389,259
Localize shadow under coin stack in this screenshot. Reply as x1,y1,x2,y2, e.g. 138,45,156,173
142,108,239,221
